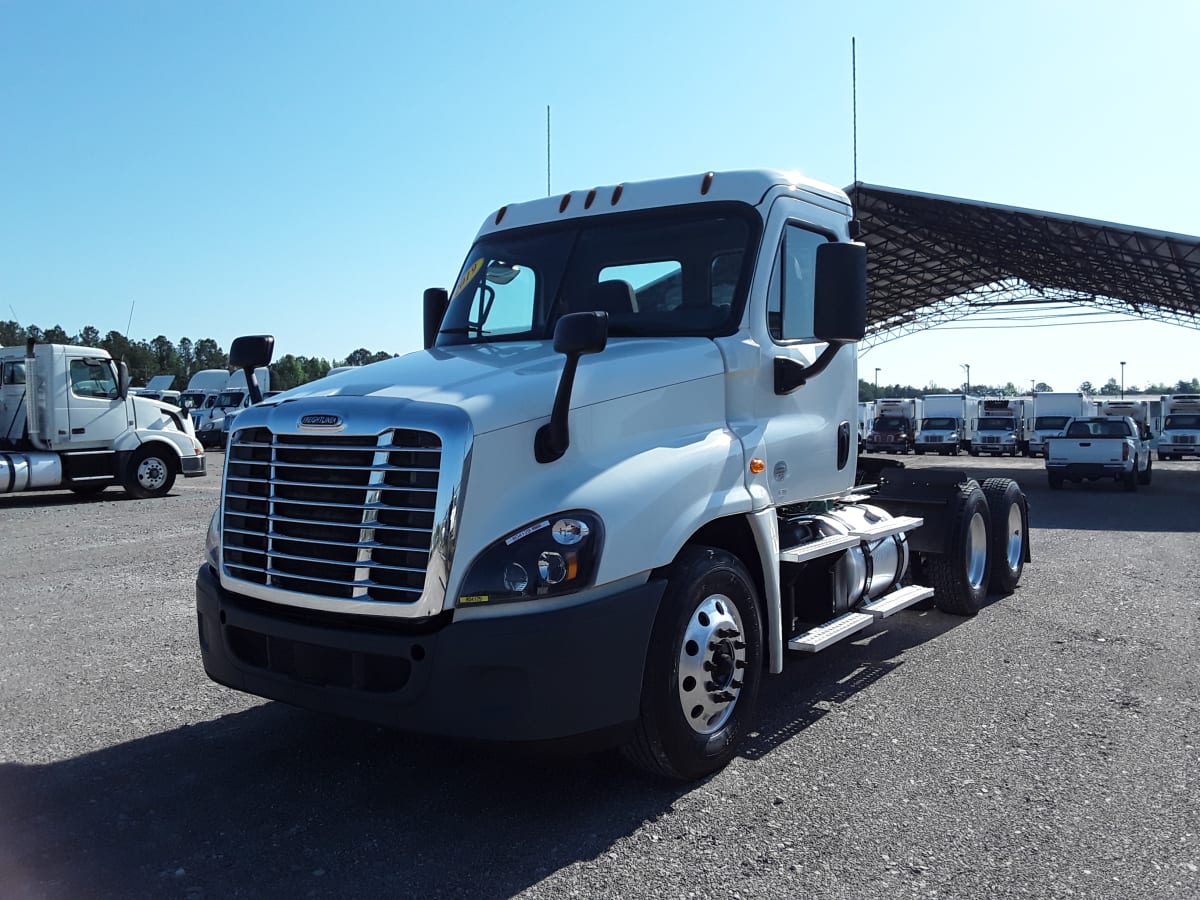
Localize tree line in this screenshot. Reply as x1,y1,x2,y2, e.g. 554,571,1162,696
1,321,396,392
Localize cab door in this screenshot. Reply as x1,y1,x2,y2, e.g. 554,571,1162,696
64,355,128,447
0,359,28,443
750,199,859,503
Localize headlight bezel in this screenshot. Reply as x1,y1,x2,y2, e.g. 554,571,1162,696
457,510,603,607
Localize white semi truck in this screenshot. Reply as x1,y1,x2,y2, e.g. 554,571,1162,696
856,401,874,452
1156,394,1200,460
180,369,234,428
916,393,981,455
1028,391,1092,457
196,170,1030,780
971,398,1029,456
0,341,205,497
865,397,923,453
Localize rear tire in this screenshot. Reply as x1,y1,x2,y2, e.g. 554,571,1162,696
981,478,1028,596
622,546,763,781
122,444,176,499
1123,464,1138,492
925,481,991,617
1138,457,1153,485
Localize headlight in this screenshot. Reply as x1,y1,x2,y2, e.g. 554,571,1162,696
201,421,215,431
205,508,221,570
457,511,602,606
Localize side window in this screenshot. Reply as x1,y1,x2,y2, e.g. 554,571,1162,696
767,225,828,341
69,359,118,399
2,361,26,385
600,261,682,315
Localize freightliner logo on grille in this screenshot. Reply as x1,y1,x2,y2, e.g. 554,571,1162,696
299,414,344,429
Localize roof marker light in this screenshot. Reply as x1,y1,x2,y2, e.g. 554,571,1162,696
611,184,624,205
559,193,571,213
585,189,597,209
701,172,715,195
495,206,508,225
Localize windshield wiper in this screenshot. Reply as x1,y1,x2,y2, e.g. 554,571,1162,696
439,326,491,335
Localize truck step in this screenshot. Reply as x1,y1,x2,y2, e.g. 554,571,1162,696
852,515,924,541
779,533,861,563
788,612,875,652
859,584,934,619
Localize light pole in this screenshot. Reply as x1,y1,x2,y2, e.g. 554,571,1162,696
961,363,970,394
1120,361,1126,399
874,367,881,397
1030,379,1036,396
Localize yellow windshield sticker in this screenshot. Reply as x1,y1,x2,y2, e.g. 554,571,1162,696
458,594,490,604
452,257,485,300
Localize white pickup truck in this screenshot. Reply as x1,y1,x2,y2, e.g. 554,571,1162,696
1045,416,1152,491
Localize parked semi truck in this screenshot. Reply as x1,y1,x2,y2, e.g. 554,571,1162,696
1028,391,1091,457
0,341,205,497
196,169,1031,780
180,369,234,428
856,401,874,452
196,367,271,448
865,398,923,453
971,398,1029,456
1157,394,1200,460
916,393,981,455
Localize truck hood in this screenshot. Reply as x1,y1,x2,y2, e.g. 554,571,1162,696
269,339,726,435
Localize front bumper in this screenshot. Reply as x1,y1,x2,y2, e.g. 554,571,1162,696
181,454,206,477
196,564,664,743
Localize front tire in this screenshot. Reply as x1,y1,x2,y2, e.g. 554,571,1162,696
925,481,991,617
122,444,176,499
622,546,763,781
981,478,1028,596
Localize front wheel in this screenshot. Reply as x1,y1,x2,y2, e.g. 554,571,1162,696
622,546,763,781
981,478,1028,596
924,481,991,617
122,444,177,499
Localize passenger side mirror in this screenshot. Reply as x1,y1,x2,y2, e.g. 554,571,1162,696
229,335,275,405
812,241,867,344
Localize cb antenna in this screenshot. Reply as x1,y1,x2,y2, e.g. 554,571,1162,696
546,105,551,197
851,37,858,199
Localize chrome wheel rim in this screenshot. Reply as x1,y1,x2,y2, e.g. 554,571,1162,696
1004,502,1023,572
137,456,168,491
966,511,988,589
677,593,746,735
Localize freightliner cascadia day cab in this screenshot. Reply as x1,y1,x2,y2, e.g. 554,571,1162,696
196,170,1031,780
0,341,205,498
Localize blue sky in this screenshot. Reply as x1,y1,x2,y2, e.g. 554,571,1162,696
3,0,1197,391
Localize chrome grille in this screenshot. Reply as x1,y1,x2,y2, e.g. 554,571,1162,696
1178,435,1196,444
982,435,1001,444
926,436,943,443
222,426,442,605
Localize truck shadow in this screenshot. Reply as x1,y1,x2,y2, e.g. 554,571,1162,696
0,605,977,900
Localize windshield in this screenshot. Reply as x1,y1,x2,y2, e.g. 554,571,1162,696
921,417,957,429
437,206,756,345
1165,414,1200,429
179,391,206,410
872,417,908,432
978,417,1015,430
1034,416,1070,429
214,390,245,408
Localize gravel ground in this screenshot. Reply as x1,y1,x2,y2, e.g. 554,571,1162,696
1,451,1197,899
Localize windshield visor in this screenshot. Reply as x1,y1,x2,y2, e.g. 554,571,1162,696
438,205,756,346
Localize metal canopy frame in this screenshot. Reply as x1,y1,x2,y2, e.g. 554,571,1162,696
848,183,1200,349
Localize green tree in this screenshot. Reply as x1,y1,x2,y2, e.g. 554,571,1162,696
43,324,71,344
1078,380,1094,394
272,354,305,391
150,335,178,377
1099,377,1121,396
0,321,25,345
78,325,101,347
193,338,227,371
1034,381,1053,392
177,337,194,379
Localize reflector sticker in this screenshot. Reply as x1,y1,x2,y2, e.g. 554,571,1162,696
452,257,485,300
505,519,550,545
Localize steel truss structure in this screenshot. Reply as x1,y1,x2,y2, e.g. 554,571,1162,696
848,183,1200,349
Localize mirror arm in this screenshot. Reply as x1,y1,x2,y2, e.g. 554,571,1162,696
774,343,845,395
535,354,582,464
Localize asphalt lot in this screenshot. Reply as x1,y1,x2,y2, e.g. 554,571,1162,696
2,450,1198,900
